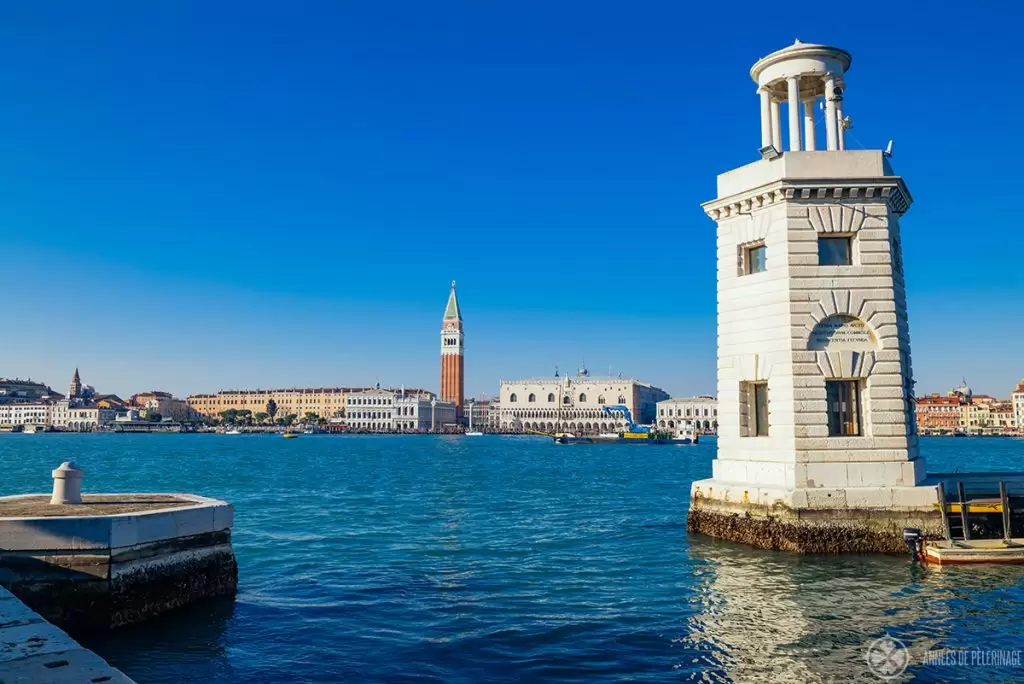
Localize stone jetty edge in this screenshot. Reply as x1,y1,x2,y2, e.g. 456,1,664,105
0,584,135,683
0,493,238,633
687,501,943,554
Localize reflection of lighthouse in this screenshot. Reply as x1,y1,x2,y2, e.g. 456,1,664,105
684,539,945,680
689,40,940,552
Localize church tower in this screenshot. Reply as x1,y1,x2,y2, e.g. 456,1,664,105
440,280,465,419
69,368,82,399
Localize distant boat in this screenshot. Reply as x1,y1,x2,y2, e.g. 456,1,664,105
225,429,242,435
23,425,40,434
282,432,299,439
464,431,484,437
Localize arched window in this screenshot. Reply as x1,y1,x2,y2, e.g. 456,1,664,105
528,393,536,403
617,395,626,404
547,393,555,402
563,395,571,404
598,395,606,404
509,393,518,403
578,393,587,402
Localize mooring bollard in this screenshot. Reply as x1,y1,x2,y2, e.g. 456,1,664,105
50,461,84,505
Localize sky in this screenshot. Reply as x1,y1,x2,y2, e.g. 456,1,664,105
1,2,1022,400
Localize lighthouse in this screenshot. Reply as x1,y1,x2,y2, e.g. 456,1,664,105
688,41,942,552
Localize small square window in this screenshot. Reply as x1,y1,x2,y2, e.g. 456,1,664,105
745,243,767,274
818,236,852,266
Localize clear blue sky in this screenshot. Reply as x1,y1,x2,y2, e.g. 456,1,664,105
2,2,1021,400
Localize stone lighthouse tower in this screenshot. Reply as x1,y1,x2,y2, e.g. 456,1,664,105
440,280,464,420
688,41,941,552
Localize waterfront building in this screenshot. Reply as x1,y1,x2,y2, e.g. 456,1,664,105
345,388,456,432
463,398,493,432
1014,380,1024,434
131,391,193,421
440,281,465,422
990,403,1016,433
689,40,940,552
915,393,963,434
498,367,669,433
657,396,718,432
963,401,992,433
50,403,118,431
0,402,52,428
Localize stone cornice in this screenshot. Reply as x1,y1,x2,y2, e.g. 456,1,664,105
702,177,912,220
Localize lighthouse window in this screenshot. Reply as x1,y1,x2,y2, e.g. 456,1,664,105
826,380,862,436
752,382,769,436
744,243,767,274
818,236,852,265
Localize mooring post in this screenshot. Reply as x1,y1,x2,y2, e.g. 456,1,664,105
937,481,950,542
957,481,969,541
1000,481,1012,541
50,461,83,505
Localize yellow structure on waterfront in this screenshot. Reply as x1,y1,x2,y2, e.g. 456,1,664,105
186,386,429,421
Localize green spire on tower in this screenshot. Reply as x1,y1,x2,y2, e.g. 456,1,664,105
444,280,462,321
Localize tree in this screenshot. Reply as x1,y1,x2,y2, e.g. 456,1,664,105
254,412,269,424
282,413,298,427
219,409,240,424
266,399,278,422
303,412,318,424
147,412,162,423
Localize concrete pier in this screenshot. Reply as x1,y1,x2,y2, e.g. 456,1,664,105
0,585,135,683
0,492,237,633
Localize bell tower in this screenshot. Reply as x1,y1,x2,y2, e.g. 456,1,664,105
440,280,464,420
68,368,82,400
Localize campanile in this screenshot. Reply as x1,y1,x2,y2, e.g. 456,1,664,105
440,280,464,419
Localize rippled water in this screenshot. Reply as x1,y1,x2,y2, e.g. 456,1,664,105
3,434,1024,682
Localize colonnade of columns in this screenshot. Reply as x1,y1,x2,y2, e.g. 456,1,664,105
759,73,844,153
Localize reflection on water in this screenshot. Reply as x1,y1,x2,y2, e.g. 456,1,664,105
686,535,1024,681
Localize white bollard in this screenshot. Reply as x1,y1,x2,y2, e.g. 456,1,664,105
50,462,83,505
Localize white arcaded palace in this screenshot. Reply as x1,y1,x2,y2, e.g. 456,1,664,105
657,396,717,433
498,367,668,434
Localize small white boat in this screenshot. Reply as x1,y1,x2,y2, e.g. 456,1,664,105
23,425,39,434
464,431,484,437
224,429,242,435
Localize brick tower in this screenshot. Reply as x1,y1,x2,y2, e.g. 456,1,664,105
440,280,464,420
68,368,82,399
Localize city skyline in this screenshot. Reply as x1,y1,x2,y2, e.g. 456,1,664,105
3,4,1022,399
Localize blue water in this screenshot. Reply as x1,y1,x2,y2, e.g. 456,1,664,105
3,434,1024,682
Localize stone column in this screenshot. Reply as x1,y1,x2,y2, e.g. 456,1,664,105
803,99,816,151
759,87,772,148
836,103,846,150
770,99,782,152
824,74,838,151
786,77,801,151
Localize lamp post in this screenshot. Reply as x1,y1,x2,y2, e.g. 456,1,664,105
431,398,437,433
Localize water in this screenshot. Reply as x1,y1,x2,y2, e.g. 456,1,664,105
3,434,1024,682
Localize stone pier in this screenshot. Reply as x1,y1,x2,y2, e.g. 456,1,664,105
0,584,135,683
0,492,237,633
